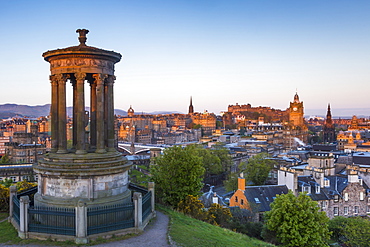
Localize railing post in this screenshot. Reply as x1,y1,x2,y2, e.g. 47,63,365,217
75,199,88,244
18,196,29,239
9,185,17,222
133,192,142,229
148,182,155,212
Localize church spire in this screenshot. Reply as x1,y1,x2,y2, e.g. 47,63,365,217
188,96,194,114
325,103,333,127
326,103,332,119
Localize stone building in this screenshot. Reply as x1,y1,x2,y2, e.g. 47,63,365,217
323,104,336,143
278,166,370,219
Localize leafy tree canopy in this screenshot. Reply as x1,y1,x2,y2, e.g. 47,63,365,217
150,145,205,208
244,153,276,186
329,216,370,247
224,152,275,191
0,154,10,164
264,191,331,246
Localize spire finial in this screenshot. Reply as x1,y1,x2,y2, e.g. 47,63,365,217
76,29,89,46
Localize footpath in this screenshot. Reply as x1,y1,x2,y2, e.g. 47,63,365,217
94,211,170,247
0,211,171,247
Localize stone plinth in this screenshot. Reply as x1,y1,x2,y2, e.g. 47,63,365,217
34,150,132,207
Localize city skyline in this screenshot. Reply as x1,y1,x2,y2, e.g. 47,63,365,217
1,1,370,116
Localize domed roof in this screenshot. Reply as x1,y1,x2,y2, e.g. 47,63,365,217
42,29,121,63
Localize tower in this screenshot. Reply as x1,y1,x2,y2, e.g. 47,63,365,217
34,29,132,208
188,96,194,114
323,104,336,143
127,105,134,117
289,92,305,128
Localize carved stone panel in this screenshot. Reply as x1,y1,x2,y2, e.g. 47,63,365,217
50,58,114,75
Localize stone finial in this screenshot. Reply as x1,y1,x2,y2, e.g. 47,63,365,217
76,29,89,46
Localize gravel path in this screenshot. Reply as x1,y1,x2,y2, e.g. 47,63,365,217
93,211,170,247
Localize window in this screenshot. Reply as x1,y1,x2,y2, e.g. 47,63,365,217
367,205,370,214
235,196,238,203
354,206,359,215
360,192,364,201
344,193,349,201
303,185,311,194
334,195,339,202
255,198,260,203
241,199,244,205
334,207,339,216
344,207,348,215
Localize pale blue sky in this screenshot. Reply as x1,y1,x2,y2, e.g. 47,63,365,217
1,1,370,116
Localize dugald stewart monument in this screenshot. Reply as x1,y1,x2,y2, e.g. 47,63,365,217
34,29,131,207
9,29,155,244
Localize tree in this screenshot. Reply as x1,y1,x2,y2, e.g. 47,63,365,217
245,153,275,185
264,191,331,246
223,172,239,192
0,154,10,164
210,144,232,173
329,216,370,247
223,153,275,191
150,145,205,208
192,145,222,177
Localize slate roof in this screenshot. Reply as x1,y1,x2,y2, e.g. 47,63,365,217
243,185,288,212
298,175,330,201
353,152,370,165
312,144,337,151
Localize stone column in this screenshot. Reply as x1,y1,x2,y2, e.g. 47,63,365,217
75,200,88,244
19,196,29,239
75,72,87,154
56,74,68,154
72,78,77,149
90,80,97,149
133,192,142,229
50,75,59,152
106,75,115,151
148,182,155,213
9,185,17,222
93,73,107,153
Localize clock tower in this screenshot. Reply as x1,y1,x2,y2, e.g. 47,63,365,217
289,92,304,128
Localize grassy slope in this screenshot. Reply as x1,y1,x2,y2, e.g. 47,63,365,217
159,205,274,247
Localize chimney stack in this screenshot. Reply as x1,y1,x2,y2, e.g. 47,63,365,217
238,172,246,191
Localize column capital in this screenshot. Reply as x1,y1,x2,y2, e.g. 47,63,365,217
106,75,116,85
52,73,69,84
93,73,108,84
75,72,87,82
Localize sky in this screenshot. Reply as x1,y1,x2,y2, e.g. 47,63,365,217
1,0,370,117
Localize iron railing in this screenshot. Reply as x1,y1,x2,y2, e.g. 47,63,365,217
142,191,152,221
28,206,76,236
12,196,20,226
87,203,135,235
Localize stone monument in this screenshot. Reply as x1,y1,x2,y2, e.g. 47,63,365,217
33,29,132,208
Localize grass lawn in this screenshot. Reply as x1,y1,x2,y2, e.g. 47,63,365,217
0,220,138,246
0,212,8,221
158,205,274,247
129,168,150,187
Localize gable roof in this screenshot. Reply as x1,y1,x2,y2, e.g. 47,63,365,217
243,185,288,212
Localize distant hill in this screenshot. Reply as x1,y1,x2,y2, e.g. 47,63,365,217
0,104,51,118
0,104,128,118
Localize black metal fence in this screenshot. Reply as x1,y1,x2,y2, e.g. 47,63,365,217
29,206,76,236
11,184,152,238
129,183,152,222
142,191,152,221
12,196,20,226
87,203,134,235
